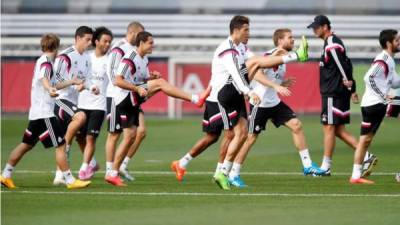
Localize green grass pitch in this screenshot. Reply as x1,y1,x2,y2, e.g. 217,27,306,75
1,64,400,225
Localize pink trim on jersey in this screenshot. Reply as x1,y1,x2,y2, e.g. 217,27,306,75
218,49,239,58
40,62,52,70
24,129,32,137
58,54,71,73
228,111,238,119
209,113,222,123
111,47,124,56
386,104,393,116
361,121,371,128
373,60,389,78
58,108,64,121
324,44,344,62
120,115,127,121
39,130,49,141
122,59,136,75
332,107,350,118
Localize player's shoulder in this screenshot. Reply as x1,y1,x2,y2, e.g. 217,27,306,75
59,46,75,56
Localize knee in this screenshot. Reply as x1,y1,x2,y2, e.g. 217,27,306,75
136,127,146,140
205,133,219,145
291,119,303,134
225,130,235,140
74,112,86,123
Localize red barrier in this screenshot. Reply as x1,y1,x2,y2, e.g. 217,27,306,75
1,61,321,113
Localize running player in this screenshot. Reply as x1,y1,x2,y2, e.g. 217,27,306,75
0,34,90,189
52,26,99,185
227,28,326,187
350,29,400,184
307,15,377,176
76,27,113,180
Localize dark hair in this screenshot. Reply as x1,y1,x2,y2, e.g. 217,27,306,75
379,29,398,49
273,28,292,46
92,26,113,47
135,31,153,47
229,15,249,34
75,26,93,39
40,33,60,52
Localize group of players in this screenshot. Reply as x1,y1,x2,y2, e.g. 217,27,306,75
1,14,399,190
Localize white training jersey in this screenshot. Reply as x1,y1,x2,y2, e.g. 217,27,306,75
250,49,286,108
78,51,109,111
361,50,400,107
207,37,253,102
28,54,56,120
54,46,91,105
114,48,150,105
106,38,135,98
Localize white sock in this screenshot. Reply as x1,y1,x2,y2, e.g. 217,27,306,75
120,157,131,171
62,170,75,184
109,170,118,177
351,164,363,179
89,158,97,167
229,163,242,179
221,160,233,176
363,151,371,161
282,52,298,63
179,153,193,169
80,163,88,171
55,170,64,180
191,94,199,104
105,162,113,176
299,149,312,168
321,156,332,171
214,162,223,177
2,163,14,178
65,144,71,153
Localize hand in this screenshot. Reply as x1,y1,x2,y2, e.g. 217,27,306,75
281,77,296,88
250,93,261,105
343,79,353,89
72,76,84,85
351,92,359,104
76,83,85,92
137,86,148,97
150,71,161,79
273,85,291,97
48,87,59,98
385,95,395,104
91,85,100,95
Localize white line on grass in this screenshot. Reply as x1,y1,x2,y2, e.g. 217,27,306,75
2,190,400,198
13,170,396,176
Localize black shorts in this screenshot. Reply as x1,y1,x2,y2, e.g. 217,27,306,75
106,97,122,133
321,96,350,125
217,83,247,128
386,96,400,118
54,99,81,132
22,117,65,148
77,109,105,138
248,102,297,134
202,101,225,134
360,103,386,135
116,93,140,128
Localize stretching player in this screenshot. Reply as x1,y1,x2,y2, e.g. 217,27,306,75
53,26,99,185
350,29,400,184
209,15,309,190
0,34,90,189
106,31,210,186
228,28,325,187
76,27,113,180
